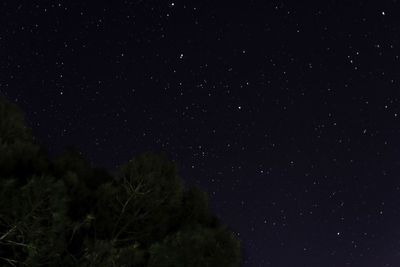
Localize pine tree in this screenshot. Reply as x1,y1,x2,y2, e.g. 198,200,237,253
0,94,241,266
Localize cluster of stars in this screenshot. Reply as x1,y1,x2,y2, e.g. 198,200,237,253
1,1,400,266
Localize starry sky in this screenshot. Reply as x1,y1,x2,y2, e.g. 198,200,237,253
1,1,400,266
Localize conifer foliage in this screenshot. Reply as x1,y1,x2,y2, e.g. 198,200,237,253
0,95,241,266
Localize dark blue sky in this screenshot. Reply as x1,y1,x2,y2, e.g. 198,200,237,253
2,1,400,266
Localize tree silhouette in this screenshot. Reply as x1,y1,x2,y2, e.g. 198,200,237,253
0,94,241,266
0,95,48,182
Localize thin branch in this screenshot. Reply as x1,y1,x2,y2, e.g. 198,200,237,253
0,256,27,267
111,193,136,240
0,225,16,241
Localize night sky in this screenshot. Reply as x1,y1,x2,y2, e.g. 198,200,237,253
1,1,400,266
